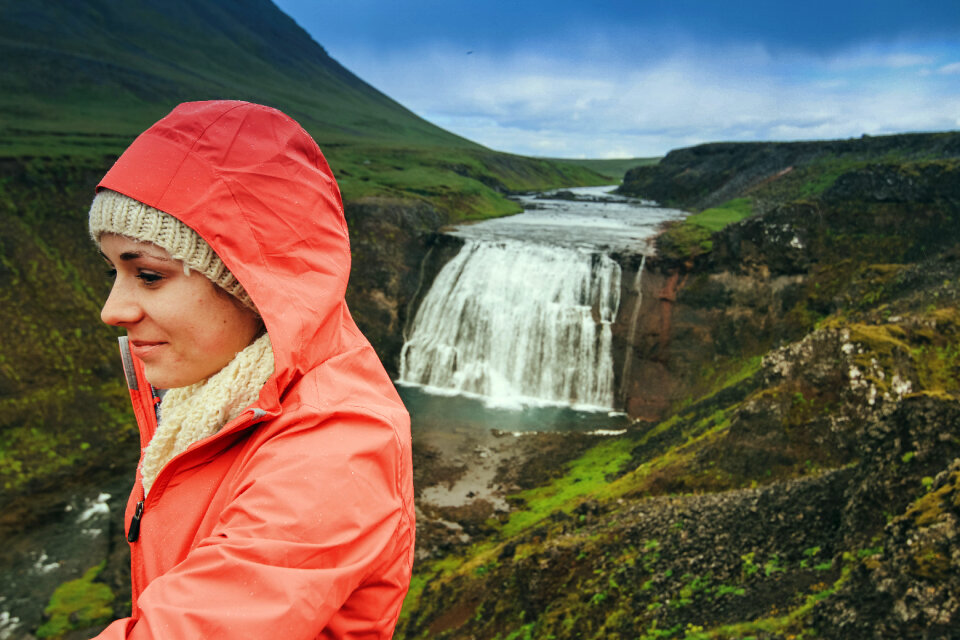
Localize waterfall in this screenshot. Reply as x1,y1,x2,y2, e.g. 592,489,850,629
399,239,622,409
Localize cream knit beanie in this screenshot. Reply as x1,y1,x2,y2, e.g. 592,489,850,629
89,189,254,311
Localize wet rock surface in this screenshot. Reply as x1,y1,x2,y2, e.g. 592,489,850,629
343,197,447,378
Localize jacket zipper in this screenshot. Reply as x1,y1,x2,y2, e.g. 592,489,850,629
127,500,144,542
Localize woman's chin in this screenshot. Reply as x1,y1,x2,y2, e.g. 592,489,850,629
144,367,196,390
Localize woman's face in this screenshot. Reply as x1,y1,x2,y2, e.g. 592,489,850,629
99,234,262,389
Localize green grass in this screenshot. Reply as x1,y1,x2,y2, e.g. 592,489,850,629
794,158,867,199
482,354,763,541
325,144,611,221
686,198,754,232
0,2,613,223
543,157,661,181
0,1,471,152
657,198,755,260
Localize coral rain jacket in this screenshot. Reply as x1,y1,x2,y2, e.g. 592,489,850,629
93,101,415,639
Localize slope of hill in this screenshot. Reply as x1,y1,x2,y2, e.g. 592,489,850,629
0,0,607,211
0,0,468,150
545,157,660,182
617,132,960,267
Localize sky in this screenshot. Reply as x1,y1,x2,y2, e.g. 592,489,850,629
274,0,960,158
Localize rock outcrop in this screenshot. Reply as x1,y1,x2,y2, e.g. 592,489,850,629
613,147,960,423
618,132,960,210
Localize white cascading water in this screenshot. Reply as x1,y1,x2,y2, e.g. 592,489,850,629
399,239,621,409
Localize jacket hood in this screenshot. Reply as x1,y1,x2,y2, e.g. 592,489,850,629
98,101,351,411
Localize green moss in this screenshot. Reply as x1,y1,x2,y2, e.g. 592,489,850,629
657,220,714,261
701,567,850,639
908,311,960,393
36,562,115,639
846,322,909,351
904,468,959,528
795,157,868,198
0,381,133,492
696,356,764,402
819,308,960,398
500,623,536,640
501,436,637,537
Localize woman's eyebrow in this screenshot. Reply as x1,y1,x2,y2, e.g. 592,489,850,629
102,249,174,262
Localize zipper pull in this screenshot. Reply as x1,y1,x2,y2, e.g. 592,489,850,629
128,500,144,542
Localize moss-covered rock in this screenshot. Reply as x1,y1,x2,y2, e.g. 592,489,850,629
35,562,115,639
812,459,960,638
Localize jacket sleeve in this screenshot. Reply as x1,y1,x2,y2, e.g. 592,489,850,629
93,406,414,639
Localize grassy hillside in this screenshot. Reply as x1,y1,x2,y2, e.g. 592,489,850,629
0,0,609,218
620,133,960,209
0,0,466,149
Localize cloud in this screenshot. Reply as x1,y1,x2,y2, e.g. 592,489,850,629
330,37,960,157
827,50,935,70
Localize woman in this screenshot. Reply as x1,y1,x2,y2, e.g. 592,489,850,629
88,100,415,639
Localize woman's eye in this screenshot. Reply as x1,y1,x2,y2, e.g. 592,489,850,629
105,268,117,279
136,271,164,284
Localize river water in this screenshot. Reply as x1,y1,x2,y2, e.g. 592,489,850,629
397,185,688,432
449,186,687,253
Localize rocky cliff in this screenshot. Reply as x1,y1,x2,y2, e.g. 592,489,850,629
613,133,960,422
398,137,960,639
618,132,960,210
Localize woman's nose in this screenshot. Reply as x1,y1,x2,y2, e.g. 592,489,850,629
100,281,142,326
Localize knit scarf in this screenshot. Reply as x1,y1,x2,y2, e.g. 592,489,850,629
140,333,274,496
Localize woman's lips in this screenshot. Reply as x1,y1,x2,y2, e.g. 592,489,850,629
129,341,167,359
